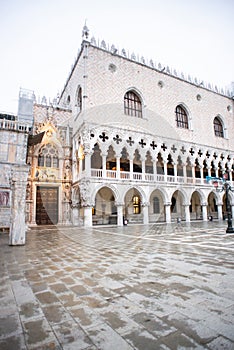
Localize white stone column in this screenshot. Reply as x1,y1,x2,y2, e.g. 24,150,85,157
201,204,208,221
142,203,149,224
102,154,107,178
207,166,211,177
142,159,145,181
9,167,29,245
165,203,171,223
192,165,195,181
130,159,133,180
184,204,190,222
183,164,187,182
153,160,157,181
83,206,93,227
163,162,167,182
200,166,204,180
217,204,223,220
85,153,91,177
116,156,120,179
117,204,124,226
173,163,177,181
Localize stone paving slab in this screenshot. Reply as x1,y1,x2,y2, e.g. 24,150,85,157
0,221,234,349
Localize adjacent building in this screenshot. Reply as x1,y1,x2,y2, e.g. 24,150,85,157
0,91,32,244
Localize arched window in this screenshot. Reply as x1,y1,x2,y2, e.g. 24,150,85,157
124,91,142,118
91,143,102,169
75,86,82,114
213,117,224,137
175,105,188,129
78,87,82,110
38,144,59,168
153,197,160,214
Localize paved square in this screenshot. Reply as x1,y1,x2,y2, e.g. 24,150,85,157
0,221,234,349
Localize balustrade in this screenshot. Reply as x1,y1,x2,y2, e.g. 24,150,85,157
0,119,31,132
89,168,233,187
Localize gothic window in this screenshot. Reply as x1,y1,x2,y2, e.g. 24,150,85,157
153,197,160,214
120,147,130,171
175,105,188,129
213,117,224,137
38,144,59,168
171,197,177,213
78,87,82,109
124,90,142,118
75,86,82,114
91,143,102,169
133,195,141,214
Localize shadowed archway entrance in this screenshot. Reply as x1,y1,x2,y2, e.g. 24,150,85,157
36,186,58,225
93,187,117,225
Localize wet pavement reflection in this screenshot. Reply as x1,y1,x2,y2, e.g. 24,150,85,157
0,221,234,349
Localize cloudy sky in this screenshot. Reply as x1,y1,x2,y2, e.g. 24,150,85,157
0,0,233,114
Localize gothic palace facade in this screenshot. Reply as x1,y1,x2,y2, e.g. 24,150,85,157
1,27,234,241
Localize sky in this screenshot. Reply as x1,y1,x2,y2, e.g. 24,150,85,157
0,0,233,115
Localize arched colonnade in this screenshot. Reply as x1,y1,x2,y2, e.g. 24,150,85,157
72,184,234,227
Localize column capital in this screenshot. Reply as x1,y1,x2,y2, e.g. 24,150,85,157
115,202,124,207
141,202,150,207
183,203,190,207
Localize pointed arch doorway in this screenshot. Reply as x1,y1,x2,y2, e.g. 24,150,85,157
36,186,58,225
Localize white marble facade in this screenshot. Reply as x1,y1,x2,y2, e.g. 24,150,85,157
57,31,234,227
1,28,234,237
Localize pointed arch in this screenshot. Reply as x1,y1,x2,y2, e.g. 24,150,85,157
133,149,142,173
37,143,59,168
91,143,102,169
92,185,119,225
75,85,82,114
120,147,130,172
167,154,174,176
190,190,204,220
145,150,153,174
106,145,116,170
149,188,167,223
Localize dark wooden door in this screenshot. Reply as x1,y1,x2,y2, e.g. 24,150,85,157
36,187,58,225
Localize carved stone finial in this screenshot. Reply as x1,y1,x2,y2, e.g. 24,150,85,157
101,40,107,49
131,52,136,60
121,48,126,57
91,36,96,45
82,21,89,40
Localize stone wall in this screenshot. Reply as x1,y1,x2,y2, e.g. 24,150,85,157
0,119,30,243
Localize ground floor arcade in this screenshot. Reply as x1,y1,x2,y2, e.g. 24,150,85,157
71,183,234,227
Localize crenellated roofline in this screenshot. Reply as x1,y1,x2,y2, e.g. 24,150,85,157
59,25,234,102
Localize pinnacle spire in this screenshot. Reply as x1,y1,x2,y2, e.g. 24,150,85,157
82,20,89,40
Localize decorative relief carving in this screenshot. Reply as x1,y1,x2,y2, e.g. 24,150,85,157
79,180,91,207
